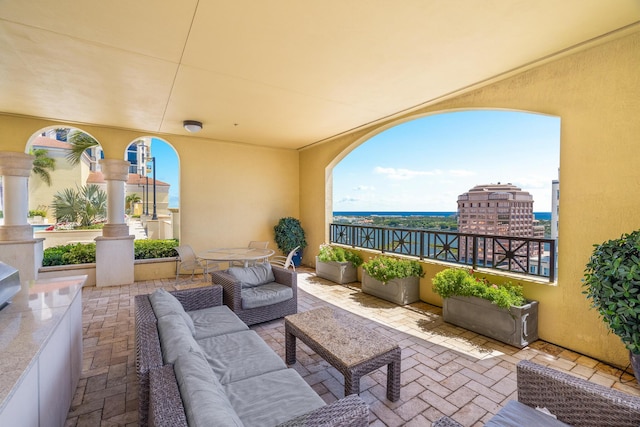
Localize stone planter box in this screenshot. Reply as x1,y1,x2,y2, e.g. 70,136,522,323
443,296,539,348
361,272,420,305
315,256,358,284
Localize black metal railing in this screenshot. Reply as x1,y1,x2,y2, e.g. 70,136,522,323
330,223,556,282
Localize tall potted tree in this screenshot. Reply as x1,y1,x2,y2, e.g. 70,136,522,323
273,217,307,267
583,230,640,383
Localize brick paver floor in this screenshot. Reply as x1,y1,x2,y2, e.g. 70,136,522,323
65,267,640,426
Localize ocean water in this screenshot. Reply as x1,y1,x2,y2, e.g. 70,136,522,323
333,211,552,220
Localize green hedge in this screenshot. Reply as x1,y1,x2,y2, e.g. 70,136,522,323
42,239,180,266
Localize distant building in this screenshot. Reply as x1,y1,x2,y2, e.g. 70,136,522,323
457,183,543,238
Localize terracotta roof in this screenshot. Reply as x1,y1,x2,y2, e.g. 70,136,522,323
87,172,170,187
31,136,72,150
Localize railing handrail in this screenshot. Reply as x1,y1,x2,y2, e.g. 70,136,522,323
329,223,556,282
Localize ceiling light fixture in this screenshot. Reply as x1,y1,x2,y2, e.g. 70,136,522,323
183,120,203,133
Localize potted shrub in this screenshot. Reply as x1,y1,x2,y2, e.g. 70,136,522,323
361,255,424,305
273,217,307,267
432,268,539,348
315,244,363,284
583,230,640,383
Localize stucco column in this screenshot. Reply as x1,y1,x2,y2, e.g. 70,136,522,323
99,159,130,238
0,151,34,241
0,151,43,281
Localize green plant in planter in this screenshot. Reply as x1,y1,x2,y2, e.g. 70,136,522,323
583,230,640,354
318,245,363,268
273,217,307,254
432,268,526,309
362,255,424,284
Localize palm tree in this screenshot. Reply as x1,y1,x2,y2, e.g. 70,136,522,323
125,193,141,214
66,130,99,165
31,148,56,186
52,184,107,227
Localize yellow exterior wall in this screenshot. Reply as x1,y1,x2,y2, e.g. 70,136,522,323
300,29,640,368
0,115,299,256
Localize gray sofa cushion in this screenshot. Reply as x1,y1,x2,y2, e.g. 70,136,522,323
149,288,196,335
485,401,571,427
173,349,244,427
188,305,249,339
227,263,275,288
241,283,293,309
157,313,202,364
197,330,287,384
224,368,325,427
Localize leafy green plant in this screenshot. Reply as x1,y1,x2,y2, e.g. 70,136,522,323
52,184,107,227
432,268,526,309
273,217,307,254
318,244,363,268
42,239,180,266
362,255,424,284
583,230,640,354
28,208,48,218
134,239,179,259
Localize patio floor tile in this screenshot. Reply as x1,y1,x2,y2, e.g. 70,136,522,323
64,266,640,426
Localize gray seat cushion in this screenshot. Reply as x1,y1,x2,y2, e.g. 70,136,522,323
188,305,249,339
197,330,287,384
157,313,202,364
485,401,571,427
173,349,244,427
224,368,325,427
241,283,293,309
149,288,196,335
227,264,275,288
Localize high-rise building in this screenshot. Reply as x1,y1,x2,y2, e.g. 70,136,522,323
457,183,543,238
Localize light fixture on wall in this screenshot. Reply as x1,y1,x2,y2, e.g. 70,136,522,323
183,120,203,133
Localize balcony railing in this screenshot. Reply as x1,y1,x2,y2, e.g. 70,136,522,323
329,223,556,282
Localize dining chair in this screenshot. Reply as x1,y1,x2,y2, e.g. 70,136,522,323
269,246,300,271
175,244,220,281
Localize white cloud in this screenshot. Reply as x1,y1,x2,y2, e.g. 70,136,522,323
353,185,375,191
448,169,475,177
374,166,442,180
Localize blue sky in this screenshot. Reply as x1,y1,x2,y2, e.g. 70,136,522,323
150,138,180,207
333,110,560,212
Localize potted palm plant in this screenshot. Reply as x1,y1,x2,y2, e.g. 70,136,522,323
361,255,424,305
583,230,640,383
273,217,307,267
315,244,363,284
432,268,539,348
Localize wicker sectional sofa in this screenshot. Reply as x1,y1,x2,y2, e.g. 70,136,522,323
434,359,640,427
134,284,369,427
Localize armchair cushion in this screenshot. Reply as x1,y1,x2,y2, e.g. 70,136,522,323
241,283,294,309
149,288,196,336
485,401,570,427
227,263,275,288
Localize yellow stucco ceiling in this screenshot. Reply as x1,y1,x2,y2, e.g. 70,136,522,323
1,1,639,149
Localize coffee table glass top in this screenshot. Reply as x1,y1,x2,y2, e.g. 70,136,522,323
285,307,398,368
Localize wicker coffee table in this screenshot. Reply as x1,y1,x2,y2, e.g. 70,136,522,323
285,307,401,401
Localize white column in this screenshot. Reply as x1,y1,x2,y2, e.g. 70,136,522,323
0,151,42,281
99,159,130,238
96,158,134,286
0,152,34,240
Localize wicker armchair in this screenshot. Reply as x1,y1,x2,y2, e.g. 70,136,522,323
433,359,640,427
210,264,297,326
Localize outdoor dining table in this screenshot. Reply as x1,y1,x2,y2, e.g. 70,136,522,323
198,247,275,268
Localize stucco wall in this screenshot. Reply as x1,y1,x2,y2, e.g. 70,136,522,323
300,29,640,367
0,116,299,256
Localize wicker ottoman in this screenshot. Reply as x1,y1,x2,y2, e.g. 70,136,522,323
285,307,401,401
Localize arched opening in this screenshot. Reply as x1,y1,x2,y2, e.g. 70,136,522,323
25,126,105,247
328,109,560,280
123,137,179,240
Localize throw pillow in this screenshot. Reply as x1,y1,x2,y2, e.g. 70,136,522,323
227,263,275,288
149,288,196,336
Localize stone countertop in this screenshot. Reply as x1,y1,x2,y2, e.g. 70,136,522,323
0,275,86,411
